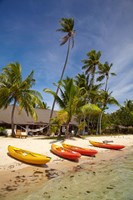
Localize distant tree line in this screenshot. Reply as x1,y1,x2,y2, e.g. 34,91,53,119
104,100,133,134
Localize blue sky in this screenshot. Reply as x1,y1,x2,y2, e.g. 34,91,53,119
0,0,133,113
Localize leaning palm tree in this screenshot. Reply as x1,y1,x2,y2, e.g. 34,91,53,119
49,18,75,121
0,62,43,137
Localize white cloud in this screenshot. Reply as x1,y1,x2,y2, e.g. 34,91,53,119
113,83,133,100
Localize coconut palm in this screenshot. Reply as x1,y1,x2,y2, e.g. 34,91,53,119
0,62,43,137
49,18,75,121
75,73,89,104
44,77,80,138
82,50,101,91
75,73,89,89
96,90,120,134
97,62,116,91
95,62,117,134
75,73,103,105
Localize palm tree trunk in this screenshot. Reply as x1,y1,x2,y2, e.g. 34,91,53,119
65,120,70,138
96,112,103,134
48,39,71,128
105,77,108,92
83,114,86,135
11,100,17,137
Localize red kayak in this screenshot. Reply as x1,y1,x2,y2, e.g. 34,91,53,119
89,140,125,150
51,144,81,161
62,143,98,156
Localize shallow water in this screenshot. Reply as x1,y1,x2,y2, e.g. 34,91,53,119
2,148,133,200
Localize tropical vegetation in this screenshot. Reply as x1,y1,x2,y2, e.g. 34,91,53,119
108,100,133,127
44,77,81,137
0,62,43,137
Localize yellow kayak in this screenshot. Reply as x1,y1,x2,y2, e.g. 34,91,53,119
8,145,51,165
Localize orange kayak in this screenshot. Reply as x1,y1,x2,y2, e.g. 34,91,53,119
89,140,125,150
51,144,81,161
62,143,98,156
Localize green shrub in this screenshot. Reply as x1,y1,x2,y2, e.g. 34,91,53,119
0,127,6,136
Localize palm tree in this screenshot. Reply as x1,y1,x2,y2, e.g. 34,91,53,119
97,62,116,91
44,77,80,138
75,72,103,105
95,62,117,134
96,90,120,134
0,62,43,137
49,18,75,121
75,73,89,89
124,99,133,111
50,110,69,136
75,73,89,104
82,50,101,92
34,101,50,109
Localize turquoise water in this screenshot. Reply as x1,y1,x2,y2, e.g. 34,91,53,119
3,148,133,200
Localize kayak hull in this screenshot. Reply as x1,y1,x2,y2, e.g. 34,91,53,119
51,144,81,161
8,145,51,165
62,143,98,156
89,140,125,150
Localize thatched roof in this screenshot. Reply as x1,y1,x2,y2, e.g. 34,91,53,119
0,105,77,126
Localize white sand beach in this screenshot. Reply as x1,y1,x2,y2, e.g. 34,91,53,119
0,134,133,199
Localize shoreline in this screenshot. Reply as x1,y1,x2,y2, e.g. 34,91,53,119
0,134,133,199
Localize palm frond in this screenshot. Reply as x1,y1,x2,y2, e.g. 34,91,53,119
60,34,69,45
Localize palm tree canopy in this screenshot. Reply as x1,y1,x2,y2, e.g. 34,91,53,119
82,50,101,73
97,90,120,111
57,18,75,47
82,50,102,89
0,62,43,121
97,62,116,82
44,77,81,119
75,73,89,90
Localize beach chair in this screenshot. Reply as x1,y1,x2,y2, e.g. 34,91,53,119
15,130,27,139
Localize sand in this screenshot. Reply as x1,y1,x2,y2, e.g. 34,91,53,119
0,134,133,199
